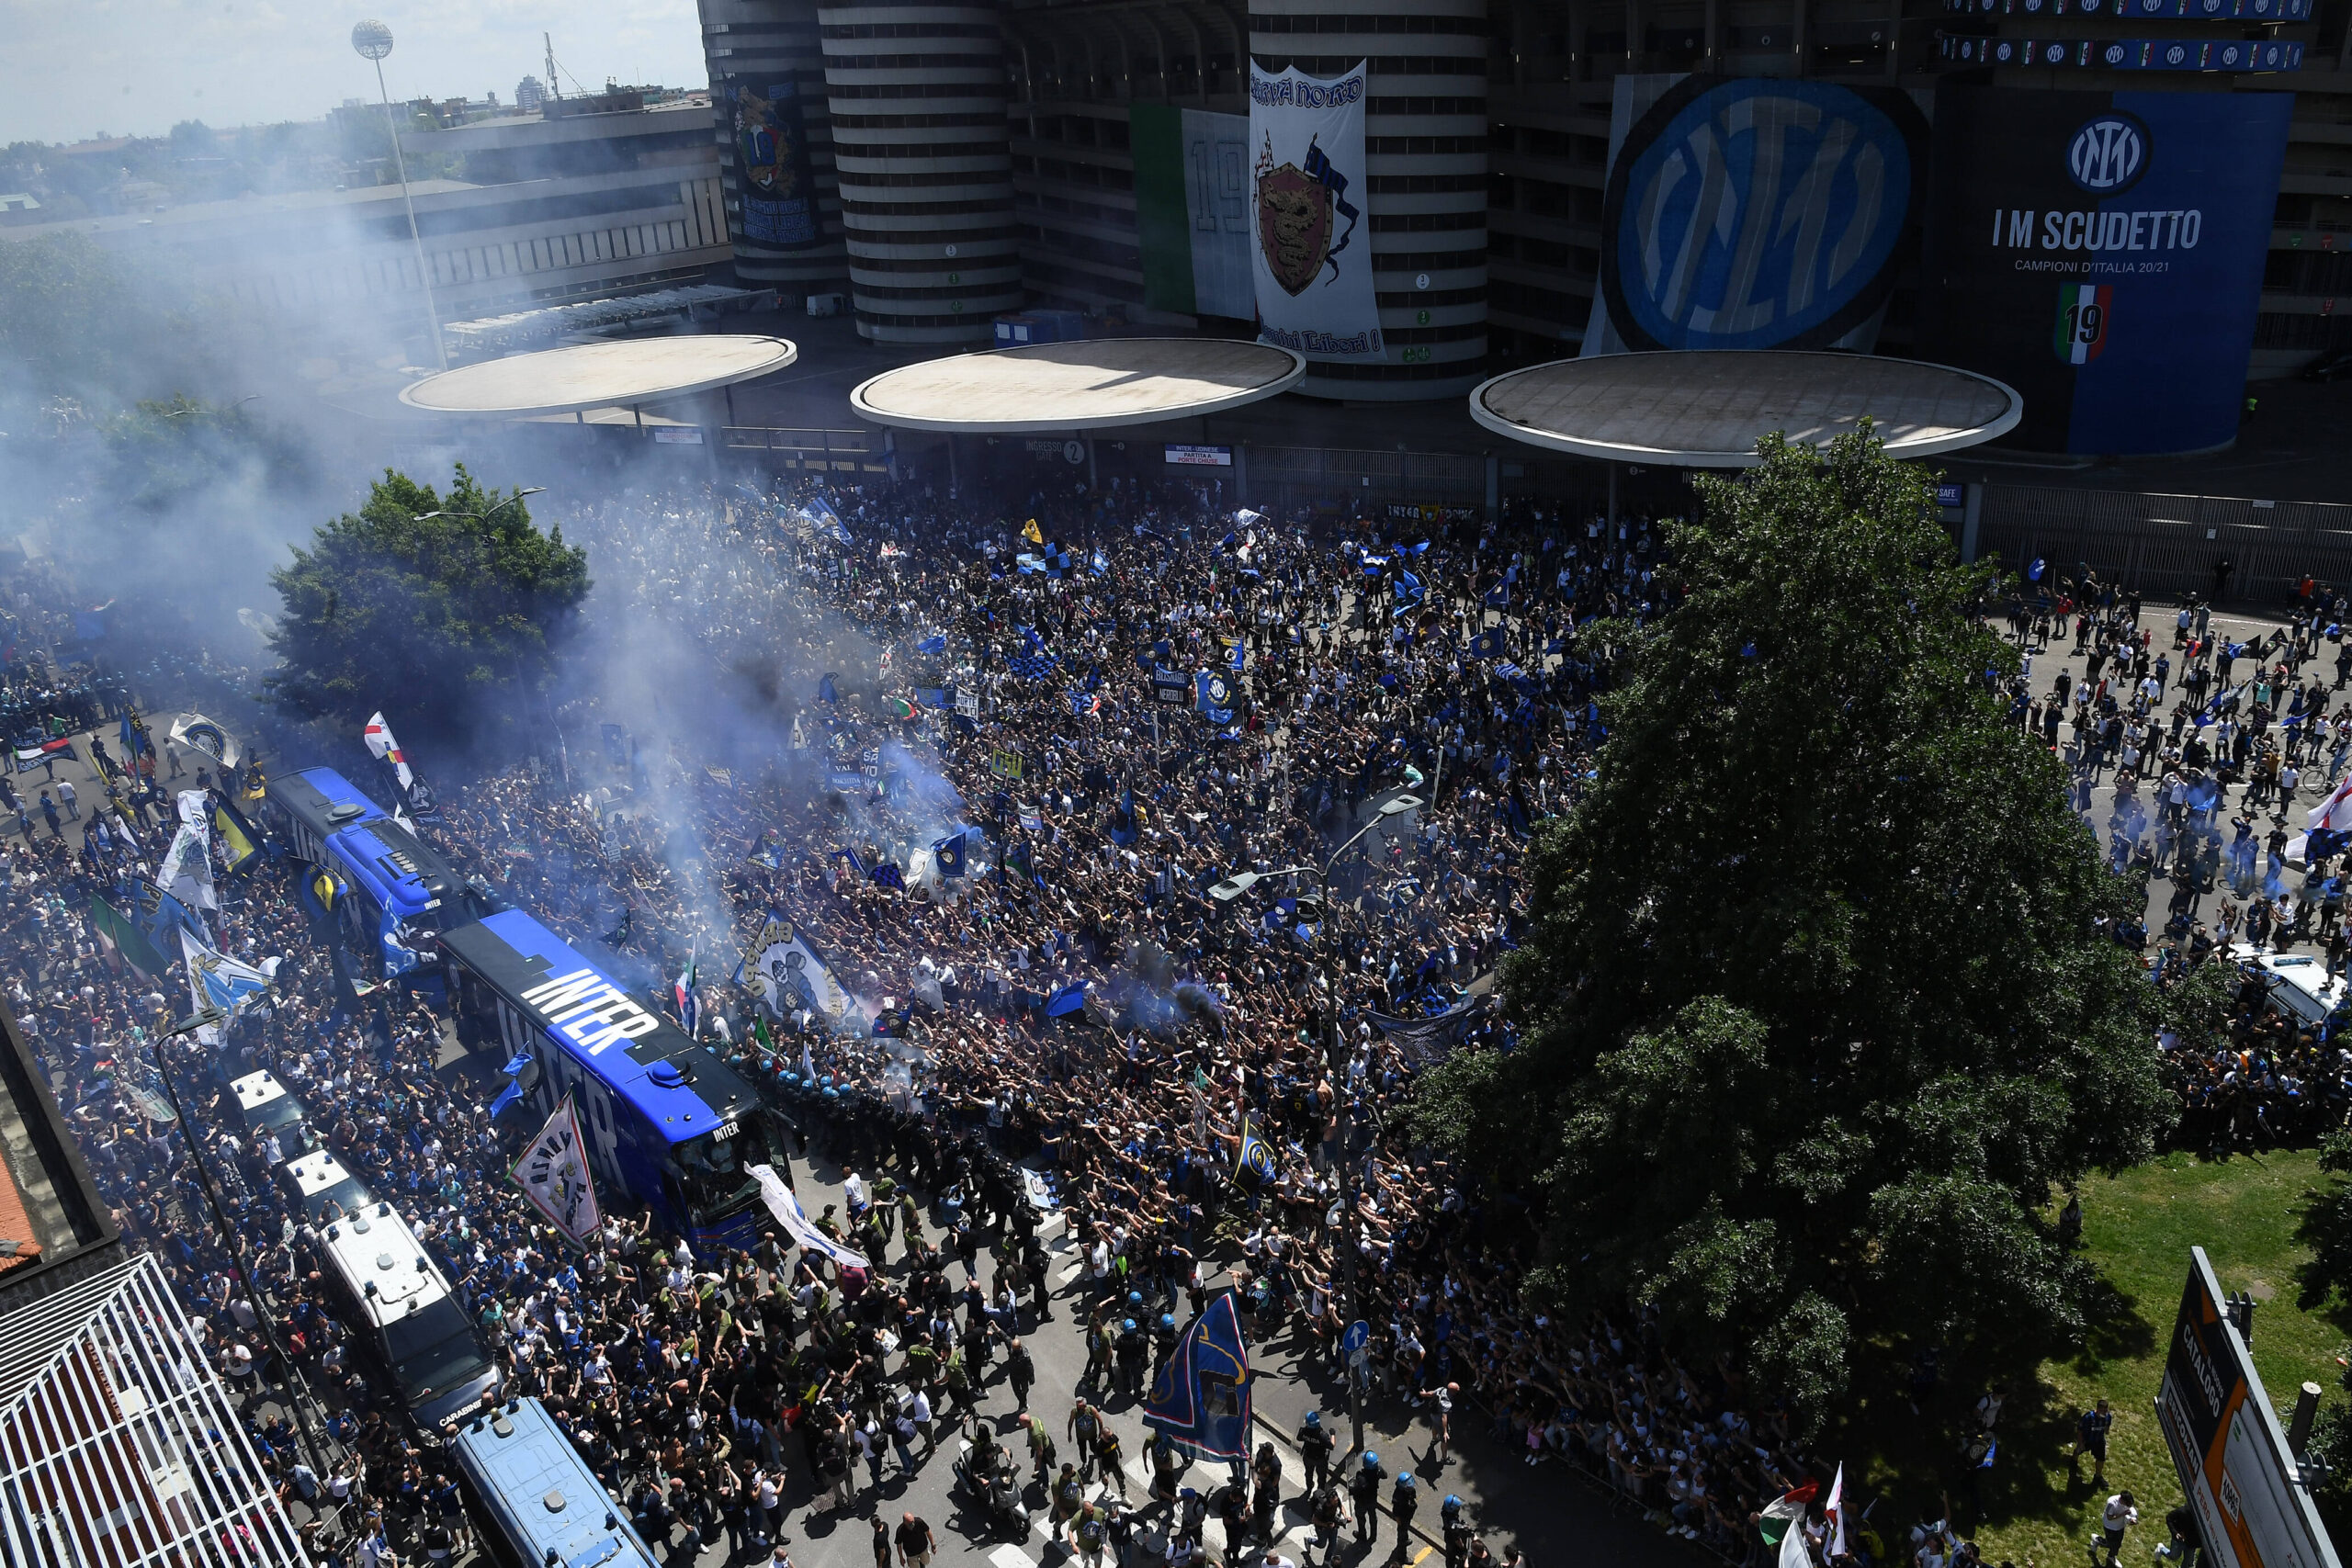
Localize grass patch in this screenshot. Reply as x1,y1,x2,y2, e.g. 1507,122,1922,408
1822,1149,2352,1566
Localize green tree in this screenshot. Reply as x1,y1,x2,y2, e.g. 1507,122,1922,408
96,394,302,513
267,466,590,742
1409,428,2173,1430
0,230,136,395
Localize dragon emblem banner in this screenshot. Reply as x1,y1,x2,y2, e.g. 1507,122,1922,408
1249,61,1383,361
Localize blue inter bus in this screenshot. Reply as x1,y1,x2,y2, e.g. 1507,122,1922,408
262,767,385,864
322,815,479,964
450,1397,659,1568
439,909,784,1253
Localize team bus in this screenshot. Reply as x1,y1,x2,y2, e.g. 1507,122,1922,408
314,1199,500,1430
261,767,386,864
439,908,785,1253
450,1397,660,1568
321,814,484,966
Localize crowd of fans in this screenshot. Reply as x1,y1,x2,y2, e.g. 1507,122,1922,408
12,470,2351,1568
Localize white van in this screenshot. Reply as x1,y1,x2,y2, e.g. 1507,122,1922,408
2227,944,2349,1028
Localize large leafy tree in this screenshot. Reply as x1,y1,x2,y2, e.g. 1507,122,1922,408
1412,428,2171,1427
267,467,590,742
0,231,138,398
97,394,306,513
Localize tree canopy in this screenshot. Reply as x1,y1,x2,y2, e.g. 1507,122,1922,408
0,230,137,399
1409,428,2173,1427
96,394,305,513
267,467,590,742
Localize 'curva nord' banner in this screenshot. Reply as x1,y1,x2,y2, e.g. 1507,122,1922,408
1918,86,2290,455
1249,61,1384,361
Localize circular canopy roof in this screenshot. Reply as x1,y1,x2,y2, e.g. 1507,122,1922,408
1469,351,2021,468
399,334,798,416
850,338,1306,434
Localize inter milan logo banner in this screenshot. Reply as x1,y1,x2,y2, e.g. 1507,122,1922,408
1249,61,1383,361
1142,1291,1254,1460
1586,74,1926,357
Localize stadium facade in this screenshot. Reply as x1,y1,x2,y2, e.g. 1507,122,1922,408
696,0,2347,415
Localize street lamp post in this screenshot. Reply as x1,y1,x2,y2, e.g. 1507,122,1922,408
351,19,447,371
1211,790,1421,1455
153,1008,329,1478
412,485,546,526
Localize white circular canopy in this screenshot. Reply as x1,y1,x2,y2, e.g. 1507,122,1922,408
1469,351,2022,468
400,334,798,416
850,338,1306,434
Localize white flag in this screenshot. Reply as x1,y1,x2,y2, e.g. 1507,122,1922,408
1825,1464,1846,1561
1249,60,1384,361
363,711,413,792
160,820,218,913
178,928,273,1044
512,1096,602,1247
749,1163,869,1269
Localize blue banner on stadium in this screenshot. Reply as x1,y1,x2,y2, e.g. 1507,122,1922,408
1919,86,2292,453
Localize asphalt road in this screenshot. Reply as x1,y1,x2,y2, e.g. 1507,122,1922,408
681,1136,1700,1568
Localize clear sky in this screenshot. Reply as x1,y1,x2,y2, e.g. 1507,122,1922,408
0,0,711,146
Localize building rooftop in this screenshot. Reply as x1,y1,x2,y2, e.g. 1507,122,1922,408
1471,351,2023,468
850,338,1308,433
0,998,119,1302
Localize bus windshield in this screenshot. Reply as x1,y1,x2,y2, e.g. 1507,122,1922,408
675,1114,782,1215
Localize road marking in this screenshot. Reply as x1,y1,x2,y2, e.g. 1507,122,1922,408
989,1546,1037,1568
1412,1548,1433,1565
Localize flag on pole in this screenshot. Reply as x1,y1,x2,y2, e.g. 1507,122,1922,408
749,1164,870,1269
159,819,217,914
1233,1112,1278,1190
1825,1464,1846,1562
178,928,275,1044
1142,1290,1254,1460
933,830,968,878
364,711,438,820
2291,773,2352,860
210,795,262,874
1758,1482,1818,1563
512,1095,602,1248
674,953,700,1038
89,895,168,978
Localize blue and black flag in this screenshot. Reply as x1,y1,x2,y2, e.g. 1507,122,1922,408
1233,1111,1278,1190
1142,1290,1254,1461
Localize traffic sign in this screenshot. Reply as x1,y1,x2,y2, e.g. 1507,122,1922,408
1341,1320,1370,1356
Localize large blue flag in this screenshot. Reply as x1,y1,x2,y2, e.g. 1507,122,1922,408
1233,1111,1279,1189
1143,1291,1253,1461
933,829,968,878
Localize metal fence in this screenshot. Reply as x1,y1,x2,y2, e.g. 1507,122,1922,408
1974,483,2352,606
721,426,889,476
1247,446,1488,511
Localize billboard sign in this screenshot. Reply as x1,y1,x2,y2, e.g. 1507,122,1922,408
1249,62,1384,361
1589,75,1928,355
2154,1247,2341,1568
1918,87,2290,453
733,80,820,248
1165,444,1234,467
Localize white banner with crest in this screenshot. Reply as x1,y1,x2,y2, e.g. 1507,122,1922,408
1249,60,1384,362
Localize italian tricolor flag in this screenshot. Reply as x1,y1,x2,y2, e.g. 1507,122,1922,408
1759,1481,1818,1567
